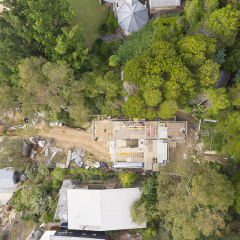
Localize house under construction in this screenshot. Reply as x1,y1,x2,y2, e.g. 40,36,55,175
92,119,187,171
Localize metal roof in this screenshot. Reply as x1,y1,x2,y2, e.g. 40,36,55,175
149,0,181,8
67,188,146,231
214,70,231,88
0,168,15,192
117,0,148,33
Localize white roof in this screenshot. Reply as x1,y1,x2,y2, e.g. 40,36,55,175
149,0,181,8
0,168,15,192
67,188,146,231
117,0,148,33
40,231,56,240
157,141,168,164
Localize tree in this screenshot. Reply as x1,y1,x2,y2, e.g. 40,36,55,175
131,200,147,225
197,60,220,88
177,34,216,67
226,0,240,9
122,94,148,118
0,85,16,114
95,71,122,101
233,70,240,83
53,26,88,70
185,0,204,25
231,174,240,214
0,0,76,85
18,57,91,125
158,100,178,119
223,111,240,135
223,40,240,72
204,5,240,47
123,57,145,83
139,75,164,91
207,88,230,115
229,82,240,107
204,0,219,13
119,171,139,188
213,48,226,65
156,169,234,240
192,169,235,211
143,89,162,106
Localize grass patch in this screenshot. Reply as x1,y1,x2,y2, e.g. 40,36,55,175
68,0,107,47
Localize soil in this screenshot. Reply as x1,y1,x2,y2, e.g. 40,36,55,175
37,126,108,161
171,110,200,161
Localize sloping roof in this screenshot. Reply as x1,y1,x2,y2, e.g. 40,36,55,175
0,168,15,193
117,0,148,33
214,70,231,88
67,188,146,231
149,0,181,8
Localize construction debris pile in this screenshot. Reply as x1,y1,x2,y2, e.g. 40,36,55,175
28,136,63,166
26,136,100,169
70,148,86,168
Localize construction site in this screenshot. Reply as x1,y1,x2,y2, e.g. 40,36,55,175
92,119,187,171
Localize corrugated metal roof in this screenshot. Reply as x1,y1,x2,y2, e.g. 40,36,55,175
150,0,181,8
67,188,146,231
214,70,231,88
117,0,148,33
0,168,15,191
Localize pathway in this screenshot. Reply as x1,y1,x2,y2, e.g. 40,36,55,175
100,29,126,43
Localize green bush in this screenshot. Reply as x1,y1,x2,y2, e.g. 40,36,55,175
101,8,110,25
107,12,117,35
109,55,121,67
119,171,139,188
100,22,108,35
113,18,118,28
108,22,115,35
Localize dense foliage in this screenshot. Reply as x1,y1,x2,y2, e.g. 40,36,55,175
131,160,237,240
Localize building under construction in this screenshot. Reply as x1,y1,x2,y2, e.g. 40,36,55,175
92,119,187,171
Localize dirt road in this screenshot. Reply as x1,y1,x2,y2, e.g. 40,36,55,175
38,126,108,161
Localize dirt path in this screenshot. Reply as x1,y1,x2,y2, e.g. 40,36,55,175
37,126,108,161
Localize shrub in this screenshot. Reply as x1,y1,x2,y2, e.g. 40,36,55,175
109,55,121,67
113,18,118,28
233,70,240,83
101,8,110,24
39,211,48,223
51,168,69,181
100,22,108,35
108,22,115,35
119,171,139,188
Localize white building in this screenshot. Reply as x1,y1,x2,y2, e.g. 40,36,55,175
67,188,146,231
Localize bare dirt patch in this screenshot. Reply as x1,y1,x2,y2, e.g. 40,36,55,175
37,126,108,161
